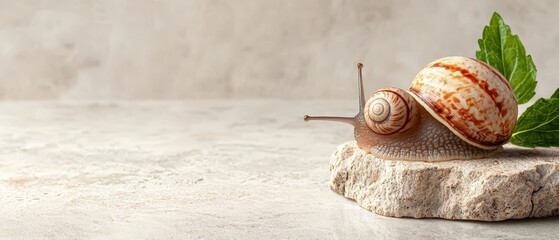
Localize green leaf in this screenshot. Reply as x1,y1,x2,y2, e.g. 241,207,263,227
551,88,559,99
476,12,537,104
510,98,559,147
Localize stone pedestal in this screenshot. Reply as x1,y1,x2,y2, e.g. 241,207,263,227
329,141,559,221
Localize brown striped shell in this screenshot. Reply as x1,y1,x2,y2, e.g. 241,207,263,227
364,88,418,134
409,56,518,150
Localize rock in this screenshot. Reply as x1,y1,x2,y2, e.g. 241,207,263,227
329,141,559,221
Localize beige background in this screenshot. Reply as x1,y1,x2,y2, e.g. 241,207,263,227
0,0,558,100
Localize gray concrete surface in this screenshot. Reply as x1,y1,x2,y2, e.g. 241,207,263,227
0,100,558,239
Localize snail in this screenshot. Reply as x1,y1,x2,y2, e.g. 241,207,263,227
304,56,518,161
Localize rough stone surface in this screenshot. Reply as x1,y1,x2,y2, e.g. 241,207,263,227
330,141,559,221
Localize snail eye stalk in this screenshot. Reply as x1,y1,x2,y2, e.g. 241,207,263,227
303,115,356,126
303,63,366,127
357,63,365,112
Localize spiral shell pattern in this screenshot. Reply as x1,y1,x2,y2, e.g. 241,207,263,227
364,88,418,135
409,56,518,149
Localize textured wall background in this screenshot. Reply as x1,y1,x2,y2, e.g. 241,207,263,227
0,0,557,99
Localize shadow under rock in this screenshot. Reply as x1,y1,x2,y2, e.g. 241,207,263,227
373,211,559,225
488,215,559,225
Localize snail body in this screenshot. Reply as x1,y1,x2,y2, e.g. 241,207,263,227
304,56,518,161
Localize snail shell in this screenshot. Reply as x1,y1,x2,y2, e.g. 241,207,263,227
409,56,518,149
364,88,418,135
